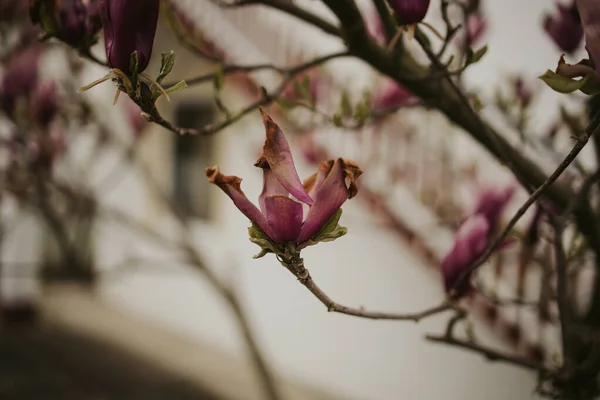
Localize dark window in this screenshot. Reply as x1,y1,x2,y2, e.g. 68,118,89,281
172,101,216,219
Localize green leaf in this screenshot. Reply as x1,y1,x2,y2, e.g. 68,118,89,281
248,223,280,256
332,113,343,127
165,80,188,94
538,69,588,93
312,225,347,243
276,98,299,110
156,51,176,84
248,223,270,241
354,102,370,125
252,248,272,259
213,65,224,92
310,209,344,242
339,90,353,118
466,45,488,65
129,51,140,80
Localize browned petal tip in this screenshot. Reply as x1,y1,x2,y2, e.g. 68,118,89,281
253,155,269,169
340,158,363,199
205,165,243,188
259,107,278,133
205,165,219,181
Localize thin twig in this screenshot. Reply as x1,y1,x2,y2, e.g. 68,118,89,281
149,51,350,135
209,0,342,37
426,334,548,372
282,255,454,321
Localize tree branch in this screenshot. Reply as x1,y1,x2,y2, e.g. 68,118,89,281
210,0,342,37
149,51,350,135
451,113,600,295
280,253,454,321
426,334,548,372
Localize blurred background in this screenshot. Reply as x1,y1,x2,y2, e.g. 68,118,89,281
0,0,590,399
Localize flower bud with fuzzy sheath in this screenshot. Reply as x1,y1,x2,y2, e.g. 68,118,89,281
544,1,583,54
387,0,430,25
206,108,362,247
98,0,160,73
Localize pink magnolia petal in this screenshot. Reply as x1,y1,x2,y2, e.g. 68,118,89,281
298,158,363,243
442,215,490,296
205,166,275,239
258,167,287,215
264,195,303,243
257,108,313,205
472,184,516,230
302,160,334,197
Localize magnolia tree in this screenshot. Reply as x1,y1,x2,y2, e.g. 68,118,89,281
1,0,600,399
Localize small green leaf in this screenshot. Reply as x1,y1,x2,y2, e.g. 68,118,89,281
213,65,224,92
354,102,370,125
310,209,344,242
339,90,353,118
249,223,270,241
332,113,343,127
252,248,272,259
156,51,176,84
466,45,488,65
538,69,588,93
277,98,299,109
165,80,188,94
129,51,139,81
248,223,280,256
312,225,347,243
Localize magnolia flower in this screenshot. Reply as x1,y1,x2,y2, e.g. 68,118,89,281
371,78,417,110
441,215,489,295
30,0,101,48
544,1,583,54
98,0,160,73
472,185,516,231
576,0,600,69
206,108,362,245
31,81,60,127
465,11,487,46
0,46,41,118
387,0,431,25
443,183,515,296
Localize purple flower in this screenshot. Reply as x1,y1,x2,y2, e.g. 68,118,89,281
99,0,160,73
544,1,583,54
372,78,417,110
472,184,515,231
465,11,487,46
387,0,431,25
206,108,362,244
441,215,489,296
31,81,60,127
576,0,600,69
0,46,41,118
30,0,101,47
442,183,515,296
